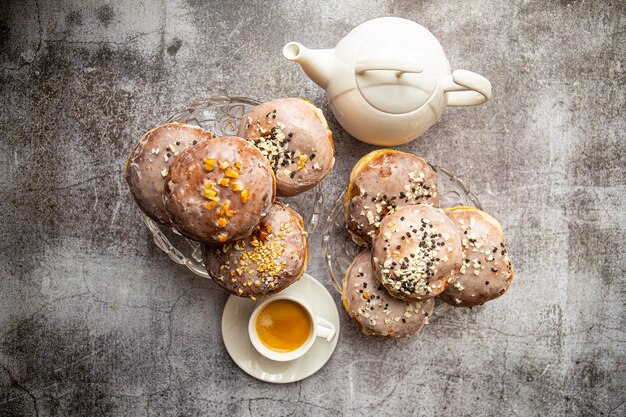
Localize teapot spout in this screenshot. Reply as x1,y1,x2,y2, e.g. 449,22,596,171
283,42,334,90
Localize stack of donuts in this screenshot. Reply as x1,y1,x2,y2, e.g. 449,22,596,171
124,98,335,300
342,150,514,338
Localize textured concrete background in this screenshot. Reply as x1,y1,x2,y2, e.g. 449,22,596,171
0,0,624,416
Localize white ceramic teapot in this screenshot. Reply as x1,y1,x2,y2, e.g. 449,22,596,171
283,17,492,146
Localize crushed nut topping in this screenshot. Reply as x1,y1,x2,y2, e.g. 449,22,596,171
352,171,438,237
214,220,302,293
245,112,315,178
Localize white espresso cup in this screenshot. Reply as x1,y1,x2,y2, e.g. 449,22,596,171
248,295,336,362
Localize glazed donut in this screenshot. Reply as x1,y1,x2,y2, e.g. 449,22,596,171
124,123,213,224
342,249,434,338
204,202,308,299
237,98,335,197
345,149,439,245
371,205,462,301
440,206,514,307
164,136,275,244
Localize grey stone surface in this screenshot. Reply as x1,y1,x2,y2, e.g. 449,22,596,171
0,0,624,416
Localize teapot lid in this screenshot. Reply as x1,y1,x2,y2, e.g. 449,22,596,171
351,19,445,114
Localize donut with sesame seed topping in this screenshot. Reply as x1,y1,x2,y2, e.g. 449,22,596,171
439,206,514,307
345,149,439,245
124,123,214,224
203,202,308,299
237,98,335,197
164,136,275,244
343,249,434,338
371,205,462,301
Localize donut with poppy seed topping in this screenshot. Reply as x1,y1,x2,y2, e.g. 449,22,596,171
371,205,462,301
204,202,308,299
124,123,213,224
345,149,439,245
164,136,275,244
343,249,434,338
237,98,334,197
439,206,514,307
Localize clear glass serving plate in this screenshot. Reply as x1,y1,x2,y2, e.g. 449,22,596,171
321,164,482,318
141,96,324,279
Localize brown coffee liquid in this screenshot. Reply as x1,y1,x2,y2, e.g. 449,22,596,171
255,299,312,353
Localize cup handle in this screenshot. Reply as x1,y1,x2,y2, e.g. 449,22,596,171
314,316,336,342
443,69,492,107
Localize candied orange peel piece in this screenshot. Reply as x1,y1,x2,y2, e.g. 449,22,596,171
240,189,249,203
218,201,233,217
204,158,215,171
225,169,239,179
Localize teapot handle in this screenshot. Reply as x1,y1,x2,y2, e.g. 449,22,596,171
444,70,492,107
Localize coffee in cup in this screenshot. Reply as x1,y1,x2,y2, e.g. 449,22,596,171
248,295,336,361
255,299,312,353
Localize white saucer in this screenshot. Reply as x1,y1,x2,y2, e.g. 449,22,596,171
221,273,340,383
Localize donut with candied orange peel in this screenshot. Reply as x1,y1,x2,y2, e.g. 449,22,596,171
164,136,275,244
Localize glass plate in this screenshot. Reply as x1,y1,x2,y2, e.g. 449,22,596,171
140,96,324,279
321,163,482,319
